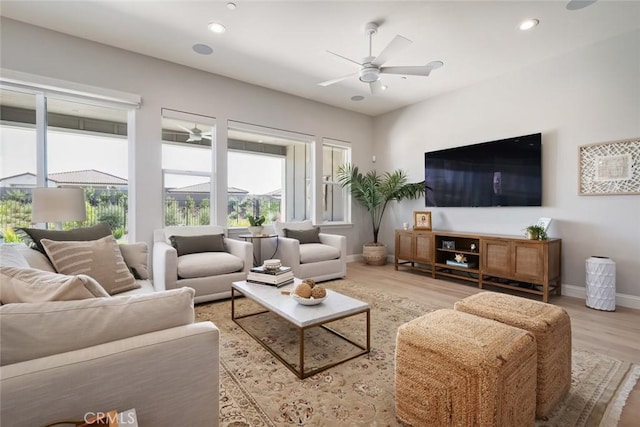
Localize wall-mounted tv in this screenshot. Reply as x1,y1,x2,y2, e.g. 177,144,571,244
425,133,542,207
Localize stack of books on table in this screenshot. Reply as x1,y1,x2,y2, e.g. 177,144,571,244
247,266,294,287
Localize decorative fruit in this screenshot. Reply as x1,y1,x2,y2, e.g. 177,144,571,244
294,283,312,298
311,286,326,299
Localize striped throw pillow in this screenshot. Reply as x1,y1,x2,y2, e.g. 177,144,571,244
41,235,139,295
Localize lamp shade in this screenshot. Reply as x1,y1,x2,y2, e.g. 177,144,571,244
31,187,87,223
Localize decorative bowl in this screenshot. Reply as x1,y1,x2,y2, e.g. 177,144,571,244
291,293,327,306
263,259,282,270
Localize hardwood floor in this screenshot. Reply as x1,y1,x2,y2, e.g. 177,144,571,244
344,261,640,365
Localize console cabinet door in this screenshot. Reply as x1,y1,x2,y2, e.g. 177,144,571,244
512,242,544,283
414,232,434,264
395,231,414,261
481,239,512,276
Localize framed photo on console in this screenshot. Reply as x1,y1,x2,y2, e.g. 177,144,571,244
413,211,432,230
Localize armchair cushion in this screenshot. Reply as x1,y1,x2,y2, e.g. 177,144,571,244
299,243,341,264
41,235,139,296
284,227,321,244
177,252,244,279
0,266,109,304
169,234,225,256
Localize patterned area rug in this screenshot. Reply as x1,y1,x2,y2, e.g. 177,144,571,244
195,280,634,426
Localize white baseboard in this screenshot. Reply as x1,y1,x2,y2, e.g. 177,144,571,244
562,284,640,310
347,257,640,310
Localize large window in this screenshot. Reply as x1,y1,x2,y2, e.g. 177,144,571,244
0,85,133,241
161,110,215,226
322,139,350,223
227,123,312,228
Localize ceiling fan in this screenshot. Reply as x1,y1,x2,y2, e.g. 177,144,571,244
318,22,443,94
176,124,212,142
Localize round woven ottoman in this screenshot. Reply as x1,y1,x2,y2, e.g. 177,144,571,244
454,291,572,418
394,309,537,426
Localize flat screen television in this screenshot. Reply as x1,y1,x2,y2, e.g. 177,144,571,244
424,133,542,207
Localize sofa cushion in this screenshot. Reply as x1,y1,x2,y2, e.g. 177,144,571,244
0,266,109,304
299,243,341,264
0,244,30,268
274,220,313,237
169,234,225,256
177,252,244,279
41,235,139,295
119,242,149,279
284,227,321,244
0,287,195,366
17,222,112,254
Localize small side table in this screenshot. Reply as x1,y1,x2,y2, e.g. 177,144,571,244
238,234,279,266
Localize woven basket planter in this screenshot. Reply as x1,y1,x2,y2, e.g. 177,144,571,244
363,244,387,265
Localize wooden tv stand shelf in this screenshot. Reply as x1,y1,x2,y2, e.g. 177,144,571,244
395,230,561,302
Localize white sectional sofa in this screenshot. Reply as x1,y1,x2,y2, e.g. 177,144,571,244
0,243,220,426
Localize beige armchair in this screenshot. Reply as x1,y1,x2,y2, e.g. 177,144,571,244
153,225,252,303
271,221,346,282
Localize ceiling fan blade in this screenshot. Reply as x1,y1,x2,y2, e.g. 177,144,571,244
371,35,412,67
326,50,362,67
177,124,193,133
369,80,383,95
318,72,359,87
380,65,434,76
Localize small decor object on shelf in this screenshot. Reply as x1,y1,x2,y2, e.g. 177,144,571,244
413,211,432,230
454,253,467,263
403,222,409,230
470,243,477,252
525,225,548,240
442,240,455,250
537,217,552,232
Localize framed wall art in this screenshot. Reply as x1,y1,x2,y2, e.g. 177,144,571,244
413,211,432,230
579,137,640,195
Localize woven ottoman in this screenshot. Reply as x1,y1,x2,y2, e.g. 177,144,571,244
395,309,537,426
454,291,572,418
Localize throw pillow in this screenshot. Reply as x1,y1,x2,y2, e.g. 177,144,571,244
17,222,112,254
119,242,149,279
284,227,321,244
274,219,313,237
41,235,139,295
169,234,226,256
0,266,109,304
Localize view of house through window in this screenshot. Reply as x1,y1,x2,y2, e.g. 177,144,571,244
0,87,130,242
227,123,312,228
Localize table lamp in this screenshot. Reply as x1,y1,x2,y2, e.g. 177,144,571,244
31,187,87,228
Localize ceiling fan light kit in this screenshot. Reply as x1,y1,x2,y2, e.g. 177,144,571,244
318,21,443,95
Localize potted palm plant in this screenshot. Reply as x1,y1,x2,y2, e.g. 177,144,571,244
337,164,426,265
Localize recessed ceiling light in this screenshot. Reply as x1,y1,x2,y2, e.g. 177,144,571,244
351,95,365,102
208,22,226,34
381,85,388,90
566,0,597,10
427,60,444,69
226,2,237,10
192,44,213,55
519,19,540,31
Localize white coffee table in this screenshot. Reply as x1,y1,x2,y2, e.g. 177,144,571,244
232,280,370,379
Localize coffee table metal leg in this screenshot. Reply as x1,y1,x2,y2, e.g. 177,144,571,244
299,328,305,379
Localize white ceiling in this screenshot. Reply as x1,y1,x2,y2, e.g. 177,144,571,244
2,1,639,116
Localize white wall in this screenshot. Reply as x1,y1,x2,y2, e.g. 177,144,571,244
0,18,374,256
373,30,640,298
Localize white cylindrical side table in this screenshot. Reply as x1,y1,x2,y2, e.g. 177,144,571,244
585,256,616,311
